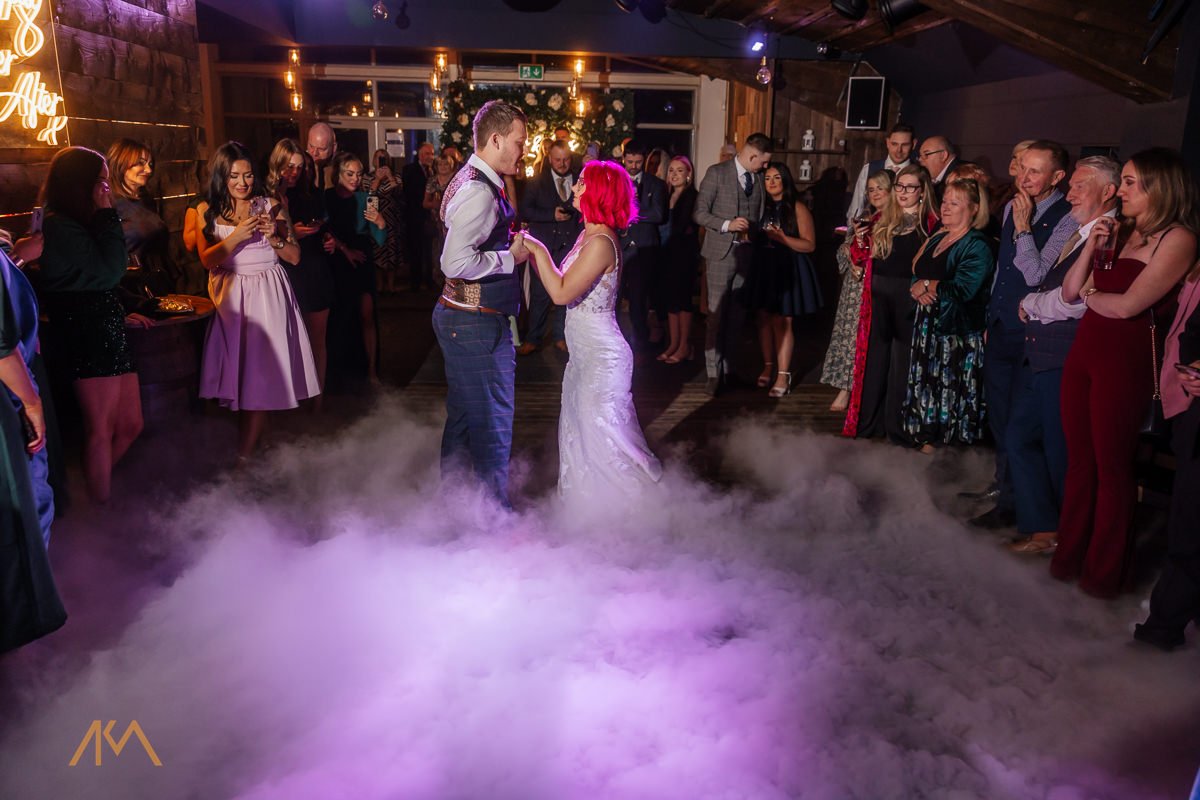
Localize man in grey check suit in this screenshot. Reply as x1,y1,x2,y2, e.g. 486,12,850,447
693,132,772,395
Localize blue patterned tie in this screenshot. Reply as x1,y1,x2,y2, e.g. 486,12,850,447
743,170,753,197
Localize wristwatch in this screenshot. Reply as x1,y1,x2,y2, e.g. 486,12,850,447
1013,230,1032,242
269,237,285,250
922,279,930,289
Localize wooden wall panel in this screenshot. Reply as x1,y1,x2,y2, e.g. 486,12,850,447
1,0,204,240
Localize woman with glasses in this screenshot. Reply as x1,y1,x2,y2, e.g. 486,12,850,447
845,164,938,440
901,178,996,452
324,151,387,388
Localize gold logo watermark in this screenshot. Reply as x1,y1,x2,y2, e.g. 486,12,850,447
68,721,162,767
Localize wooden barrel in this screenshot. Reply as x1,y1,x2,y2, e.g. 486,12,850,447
125,297,214,434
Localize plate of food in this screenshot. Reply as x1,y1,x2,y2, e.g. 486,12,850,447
156,296,195,315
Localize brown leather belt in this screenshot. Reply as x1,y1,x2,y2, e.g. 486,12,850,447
437,296,505,315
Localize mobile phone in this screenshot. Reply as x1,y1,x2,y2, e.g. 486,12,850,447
1175,362,1200,379
30,207,43,233
249,196,271,217
366,195,380,214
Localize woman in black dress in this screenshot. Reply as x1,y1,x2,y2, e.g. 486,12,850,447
268,140,334,405
38,147,143,503
106,139,175,297
657,156,700,364
325,151,386,387
746,162,822,397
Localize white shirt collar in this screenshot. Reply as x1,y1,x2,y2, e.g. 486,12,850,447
467,153,504,190
885,157,910,170
1072,207,1119,252
734,158,750,183
934,160,954,183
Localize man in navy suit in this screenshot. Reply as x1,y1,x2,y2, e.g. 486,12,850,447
619,140,668,348
517,140,580,353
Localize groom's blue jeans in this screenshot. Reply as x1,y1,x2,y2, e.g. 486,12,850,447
433,303,515,504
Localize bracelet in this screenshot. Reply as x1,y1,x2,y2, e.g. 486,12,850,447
270,237,285,250
1083,287,1098,297
10,256,25,269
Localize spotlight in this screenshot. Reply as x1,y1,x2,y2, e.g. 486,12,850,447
831,0,868,20
879,0,929,30
747,25,767,53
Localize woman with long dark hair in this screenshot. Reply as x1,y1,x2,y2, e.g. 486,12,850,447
195,141,319,463
746,162,821,397
1051,148,1199,598
38,146,143,503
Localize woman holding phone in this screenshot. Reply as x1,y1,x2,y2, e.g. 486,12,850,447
324,151,386,387
1052,148,1198,598
38,147,144,503
195,141,319,464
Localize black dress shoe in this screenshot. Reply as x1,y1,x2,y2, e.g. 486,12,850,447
968,506,1016,529
958,486,1000,501
1133,623,1185,652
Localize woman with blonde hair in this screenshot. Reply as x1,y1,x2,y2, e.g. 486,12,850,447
658,155,700,364
844,164,938,439
1051,148,1199,598
901,178,996,450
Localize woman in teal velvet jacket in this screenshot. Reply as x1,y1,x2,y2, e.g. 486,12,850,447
902,178,996,450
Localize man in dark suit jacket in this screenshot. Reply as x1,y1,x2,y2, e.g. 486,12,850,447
917,134,960,206
402,141,435,290
619,140,668,348
517,140,581,353
693,132,771,395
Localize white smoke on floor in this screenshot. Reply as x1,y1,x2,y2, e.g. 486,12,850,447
2,397,1198,800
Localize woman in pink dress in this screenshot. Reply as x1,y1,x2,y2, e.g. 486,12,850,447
194,141,320,464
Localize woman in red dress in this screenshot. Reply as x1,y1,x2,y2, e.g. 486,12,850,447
1051,148,1198,597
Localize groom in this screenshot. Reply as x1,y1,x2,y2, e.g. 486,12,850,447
434,100,530,505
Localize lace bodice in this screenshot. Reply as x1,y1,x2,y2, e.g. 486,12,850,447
563,232,621,313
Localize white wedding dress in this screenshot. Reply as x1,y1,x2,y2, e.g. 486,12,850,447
557,232,663,498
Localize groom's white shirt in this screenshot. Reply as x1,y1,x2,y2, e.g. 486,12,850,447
440,153,516,281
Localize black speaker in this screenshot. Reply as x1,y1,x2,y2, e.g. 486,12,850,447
845,76,887,130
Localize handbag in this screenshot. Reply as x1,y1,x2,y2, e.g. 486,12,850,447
1140,308,1167,437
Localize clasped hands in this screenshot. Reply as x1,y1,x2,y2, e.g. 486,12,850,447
911,279,939,306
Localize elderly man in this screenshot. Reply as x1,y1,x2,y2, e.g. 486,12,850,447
970,140,1074,530
306,122,337,192
916,135,959,202
694,132,771,396
846,123,914,225
1005,157,1120,554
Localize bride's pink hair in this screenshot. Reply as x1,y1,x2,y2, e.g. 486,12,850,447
578,160,639,230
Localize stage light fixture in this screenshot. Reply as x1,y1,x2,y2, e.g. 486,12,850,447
815,41,842,59
831,0,868,20
879,0,929,30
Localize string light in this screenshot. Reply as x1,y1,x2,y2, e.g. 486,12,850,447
575,97,587,116
289,49,300,66
290,91,303,111
435,53,448,73
430,70,440,92
284,69,295,89
574,58,585,78
285,50,302,113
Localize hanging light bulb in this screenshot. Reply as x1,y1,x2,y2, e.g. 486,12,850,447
290,91,302,111
429,70,440,92
371,0,388,20
351,105,359,116
574,58,585,78
289,49,300,66
431,95,443,114
362,91,372,104
575,97,587,116
567,78,578,99
435,53,448,74
755,56,772,85
284,69,295,89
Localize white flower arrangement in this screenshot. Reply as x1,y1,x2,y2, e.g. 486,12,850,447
611,99,624,112
458,114,469,126
547,94,563,111
525,92,537,106
604,114,615,128
451,131,462,142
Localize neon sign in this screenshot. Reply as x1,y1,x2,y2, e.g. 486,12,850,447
0,0,67,145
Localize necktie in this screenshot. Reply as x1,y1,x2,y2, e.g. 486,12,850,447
743,170,753,197
1055,230,1082,265
557,175,569,202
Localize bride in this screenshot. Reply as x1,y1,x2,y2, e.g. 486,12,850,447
518,160,663,497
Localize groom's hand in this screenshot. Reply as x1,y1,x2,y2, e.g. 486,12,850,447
509,233,530,264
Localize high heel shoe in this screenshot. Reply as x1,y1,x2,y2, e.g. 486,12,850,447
757,362,775,388
664,345,694,364
769,371,792,398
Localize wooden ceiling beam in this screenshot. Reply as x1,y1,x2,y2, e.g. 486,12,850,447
918,0,1177,103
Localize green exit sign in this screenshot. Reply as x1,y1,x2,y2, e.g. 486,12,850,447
518,64,544,81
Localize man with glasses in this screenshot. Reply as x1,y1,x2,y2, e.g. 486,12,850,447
916,135,959,204
846,123,914,226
